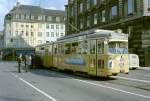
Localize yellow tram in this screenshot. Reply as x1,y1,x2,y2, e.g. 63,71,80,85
35,29,129,77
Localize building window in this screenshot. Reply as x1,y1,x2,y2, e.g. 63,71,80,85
102,10,106,22
48,16,52,21
61,25,64,29
80,18,83,29
43,16,45,21
31,15,34,20
26,25,29,28
38,32,42,37
46,24,49,29
21,24,24,27
16,23,18,27
38,40,42,44
80,3,84,13
111,5,117,19
26,15,30,19
92,0,97,5
51,32,54,37
70,6,74,16
21,31,24,36
38,24,42,28
21,14,24,19
26,31,29,36
127,0,135,14
56,25,59,29
87,0,90,10
46,32,49,37
56,17,60,22
148,0,150,8
51,25,54,29
10,38,13,42
63,17,66,21
60,33,64,37
94,13,98,25
31,25,34,28
15,31,18,36
87,16,90,27
56,32,59,37
38,16,42,20
31,32,34,36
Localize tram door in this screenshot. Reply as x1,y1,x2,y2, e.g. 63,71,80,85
89,40,97,75
96,40,105,76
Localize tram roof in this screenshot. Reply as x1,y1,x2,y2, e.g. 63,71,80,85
57,29,128,42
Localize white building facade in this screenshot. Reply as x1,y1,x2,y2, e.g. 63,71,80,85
4,4,66,49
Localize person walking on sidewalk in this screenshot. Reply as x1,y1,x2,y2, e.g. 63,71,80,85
24,55,28,72
18,54,22,73
27,55,32,69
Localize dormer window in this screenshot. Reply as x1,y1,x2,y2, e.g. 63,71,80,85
26,15,30,19
15,14,19,19
31,15,34,20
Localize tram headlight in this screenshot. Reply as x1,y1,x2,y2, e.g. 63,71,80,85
108,59,114,70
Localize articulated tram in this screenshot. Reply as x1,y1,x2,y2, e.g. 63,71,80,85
35,29,129,77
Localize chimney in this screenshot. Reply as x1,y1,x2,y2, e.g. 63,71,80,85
16,2,20,7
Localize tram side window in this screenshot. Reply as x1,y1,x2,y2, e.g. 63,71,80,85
61,44,65,54
58,44,64,54
78,41,90,54
72,42,78,54
53,44,58,54
48,45,52,55
97,41,104,54
58,45,61,54
90,40,96,54
45,47,49,55
65,43,71,54
40,47,45,55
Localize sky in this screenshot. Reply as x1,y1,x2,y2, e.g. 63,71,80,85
0,0,68,31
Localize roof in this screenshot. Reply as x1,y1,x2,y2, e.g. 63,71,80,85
5,4,66,23
9,5,66,16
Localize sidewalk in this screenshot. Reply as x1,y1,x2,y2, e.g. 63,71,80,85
138,67,150,71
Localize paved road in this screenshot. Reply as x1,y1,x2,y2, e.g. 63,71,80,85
0,62,150,101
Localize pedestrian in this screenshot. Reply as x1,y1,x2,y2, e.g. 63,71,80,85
18,54,22,73
24,55,28,72
28,55,32,68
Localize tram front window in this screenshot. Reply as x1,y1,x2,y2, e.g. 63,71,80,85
108,42,128,54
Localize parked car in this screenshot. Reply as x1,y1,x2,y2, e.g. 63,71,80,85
129,54,139,70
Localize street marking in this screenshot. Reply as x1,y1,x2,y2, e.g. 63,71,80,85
113,76,150,84
74,79,150,99
10,70,150,100
53,72,150,99
11,73,57,101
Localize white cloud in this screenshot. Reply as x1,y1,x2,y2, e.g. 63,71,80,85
18,0,34,5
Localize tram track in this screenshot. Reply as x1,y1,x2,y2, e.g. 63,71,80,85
105,76,150,91
43,68,150,92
